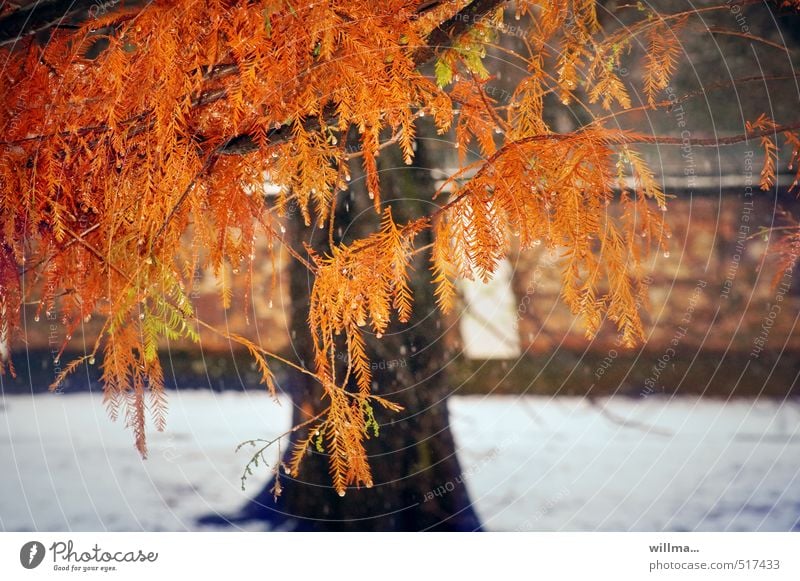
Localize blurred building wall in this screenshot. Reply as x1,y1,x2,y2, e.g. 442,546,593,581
16,193,800,361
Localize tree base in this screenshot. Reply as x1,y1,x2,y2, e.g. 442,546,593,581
198,388,484,532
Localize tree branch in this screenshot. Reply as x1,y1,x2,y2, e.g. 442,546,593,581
0,0,149,47
619,123,800,147
472,123,800,153
412,0,507,63
1,0,509,156
0,0,93,46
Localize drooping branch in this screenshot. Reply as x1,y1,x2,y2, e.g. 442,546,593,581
330,121,800,267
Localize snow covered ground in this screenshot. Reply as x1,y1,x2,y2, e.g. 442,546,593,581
1,391,799,531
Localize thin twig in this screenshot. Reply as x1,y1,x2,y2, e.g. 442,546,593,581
237,409,326,490
704,26,790,53
194,318,321,381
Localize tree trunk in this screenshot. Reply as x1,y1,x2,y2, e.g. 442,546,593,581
202,138,483,531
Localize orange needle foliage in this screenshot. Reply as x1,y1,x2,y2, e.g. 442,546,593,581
1,0,798,494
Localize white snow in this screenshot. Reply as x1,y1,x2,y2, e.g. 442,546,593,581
449,396,800,531
1,391,798,531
